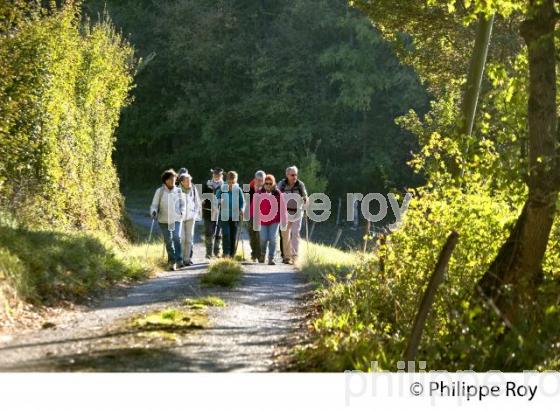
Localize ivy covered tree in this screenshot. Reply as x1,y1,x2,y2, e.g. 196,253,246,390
0,0,134,235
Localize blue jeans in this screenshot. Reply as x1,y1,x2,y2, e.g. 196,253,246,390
220,220,239,257
160,222,183,264
259,223,279,261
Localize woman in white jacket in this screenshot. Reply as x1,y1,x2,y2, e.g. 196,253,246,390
178,173,201,266
150,169,185,271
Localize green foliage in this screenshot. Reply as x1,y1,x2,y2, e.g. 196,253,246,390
296,241,363,282
184,296,227,308
86,0,428,197
294,185,560,370
353,0,524,95
298,153,328,194
291,0,560,368
0,2,134,235
129,307,208,342
201,259,243,288
0,224,155,317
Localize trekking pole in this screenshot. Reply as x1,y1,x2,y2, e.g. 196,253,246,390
241,220,246,261
213,202,222,257
145,217,156,258
305,208,310,256
234,219,243,260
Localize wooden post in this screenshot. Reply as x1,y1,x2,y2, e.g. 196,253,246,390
353,200,359,231
363,220,371,253
336,197,342,226
378,232,386,277
309,221,316,241
403,231,459,365
333,228,343,248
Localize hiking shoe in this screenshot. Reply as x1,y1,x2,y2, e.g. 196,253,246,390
258,256,265,263
282,258,291,264
268,260,276,266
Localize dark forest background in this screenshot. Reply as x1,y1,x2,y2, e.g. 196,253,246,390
86,0,429,195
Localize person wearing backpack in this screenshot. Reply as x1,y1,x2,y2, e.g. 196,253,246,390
178,172,200,266
202,168,224,259
150,169,185,271
277,165,308,264
216,171,245,258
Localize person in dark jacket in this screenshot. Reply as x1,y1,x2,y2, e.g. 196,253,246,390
277,165,308,264
202,167,223,258
247,170,265,261
256,174,286,265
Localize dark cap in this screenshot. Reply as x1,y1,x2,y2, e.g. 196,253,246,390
211,167,224,175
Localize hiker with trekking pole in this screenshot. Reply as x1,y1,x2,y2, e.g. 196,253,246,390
178,171,201,266
202,167,224,259
149,169,185,271
255,174,287,265
216,170,245,258
277,165,308,265
247,170,266,262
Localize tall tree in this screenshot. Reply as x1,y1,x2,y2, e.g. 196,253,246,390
477,0,558,322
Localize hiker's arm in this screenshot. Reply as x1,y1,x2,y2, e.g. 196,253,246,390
149,188,160,218
179,192,187,218
194,188,202,217
300,182,308,204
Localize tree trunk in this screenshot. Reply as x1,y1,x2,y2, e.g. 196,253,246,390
461,13,495,137
451,14,494,178
477,0,558,323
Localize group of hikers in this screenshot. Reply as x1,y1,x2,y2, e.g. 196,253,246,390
150,166,308,271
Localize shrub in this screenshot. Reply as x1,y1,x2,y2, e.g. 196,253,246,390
0,2,134,237
292,188,560,371
201,259,243,288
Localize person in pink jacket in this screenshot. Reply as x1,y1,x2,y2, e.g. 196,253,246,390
255,174,287,265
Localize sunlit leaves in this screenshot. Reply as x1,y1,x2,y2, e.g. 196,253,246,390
0,3,133,234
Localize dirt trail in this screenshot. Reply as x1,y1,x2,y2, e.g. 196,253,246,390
0,237,309,371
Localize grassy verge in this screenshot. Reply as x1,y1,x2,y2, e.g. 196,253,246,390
200,259,243,288
295,240,364,282
289,241,381,371
0,223,165,324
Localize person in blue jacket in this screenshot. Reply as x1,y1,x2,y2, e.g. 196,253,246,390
216,170,245,258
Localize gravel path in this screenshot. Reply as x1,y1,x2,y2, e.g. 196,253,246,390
0,231,309,372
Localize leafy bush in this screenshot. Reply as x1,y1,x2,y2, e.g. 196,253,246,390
293,187,560,371
201,259,243,288
0,2,133,236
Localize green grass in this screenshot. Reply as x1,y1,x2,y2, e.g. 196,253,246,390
295,240,365,282
200,258,243,288
129,307,208,341
0,223,165,320
183,296,226,308
288,241,381,371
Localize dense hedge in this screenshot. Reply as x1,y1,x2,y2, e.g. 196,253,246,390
0,1,133,236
